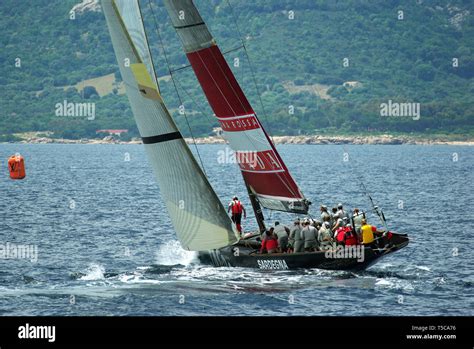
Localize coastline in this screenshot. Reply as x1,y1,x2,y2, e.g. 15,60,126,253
4,134,474,146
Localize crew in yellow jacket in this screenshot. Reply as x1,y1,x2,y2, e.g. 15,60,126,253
360,219,379,245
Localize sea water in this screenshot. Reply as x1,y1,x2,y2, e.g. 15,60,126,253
0,143,472,315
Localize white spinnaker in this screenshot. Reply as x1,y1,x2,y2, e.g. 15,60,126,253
102,0,237,250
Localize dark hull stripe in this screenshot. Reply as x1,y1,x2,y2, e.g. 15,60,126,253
142,131,182,144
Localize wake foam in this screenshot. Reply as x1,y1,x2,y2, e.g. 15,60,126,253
79,263,105,281
154,240,197,266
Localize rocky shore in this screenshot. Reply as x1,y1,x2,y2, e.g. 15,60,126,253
270,135,473,145
9,134,474,145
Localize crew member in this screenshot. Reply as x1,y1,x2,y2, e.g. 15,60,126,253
318,221,333,251
273,221,289,239
274,221,290,253
360,219,381,246
332,217,346,236
335,224,359,246
330,207,338,227
352,208,364,237
228,196,246,234
260,228,278,254
320,205,331,222
290,219,304,253
301,219,318,252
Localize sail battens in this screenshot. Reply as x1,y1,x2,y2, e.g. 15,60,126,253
174,22,205,29
142,132,183,144
164,0,309,214
216,113,256,121
187,47,252,116
240,169,286,174
103,0,237,251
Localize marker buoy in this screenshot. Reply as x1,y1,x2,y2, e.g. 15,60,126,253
8,153,26,180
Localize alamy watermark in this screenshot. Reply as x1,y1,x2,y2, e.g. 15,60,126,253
217,147,258,168
18,323,55,342
325,245,365,263
55,99,95,120
380,100,420,120
0,242,38,263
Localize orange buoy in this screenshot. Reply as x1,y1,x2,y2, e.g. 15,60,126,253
8,153,26,180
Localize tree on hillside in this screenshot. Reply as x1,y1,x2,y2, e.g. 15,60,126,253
83,86,98,99
416,64,436,81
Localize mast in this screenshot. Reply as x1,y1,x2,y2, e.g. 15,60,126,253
102,0,238,251
163,0,310,215
246,185,266,233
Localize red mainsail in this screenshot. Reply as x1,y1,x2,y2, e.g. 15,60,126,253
164,0,309,214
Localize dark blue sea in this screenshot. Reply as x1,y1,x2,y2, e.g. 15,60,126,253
0,144,473,316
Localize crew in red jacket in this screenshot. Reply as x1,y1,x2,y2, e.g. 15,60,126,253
228,196,246,234
335,225,359,246
260,228,278,254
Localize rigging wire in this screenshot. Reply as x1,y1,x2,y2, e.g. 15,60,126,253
173,77,216,125
172,60,301,202
310,89,386,226
169,45,245,74
223,0,309,203
147,0,302,209
144,2,388,225
203,47,301,198
161,12,300,200
340,144,389,230
146,0,208,176
173,55,300,200
225,0,275,144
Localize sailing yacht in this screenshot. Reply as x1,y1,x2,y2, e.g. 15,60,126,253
102,0,409,270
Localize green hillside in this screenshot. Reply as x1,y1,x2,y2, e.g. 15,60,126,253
0,0,473,141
